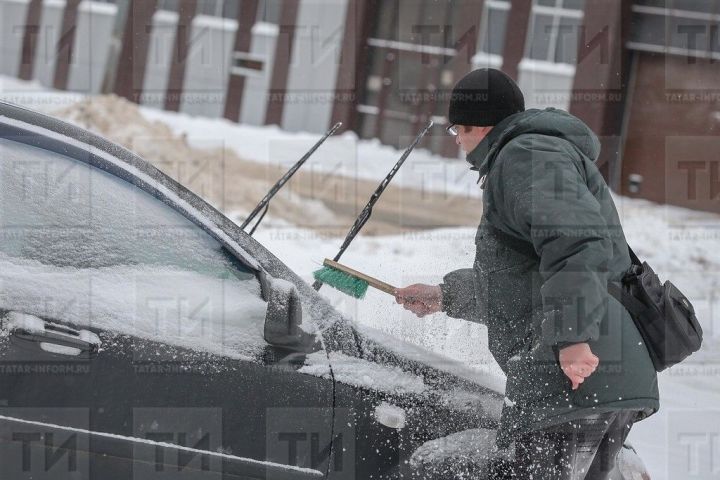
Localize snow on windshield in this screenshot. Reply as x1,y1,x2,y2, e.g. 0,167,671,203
0,136,268,360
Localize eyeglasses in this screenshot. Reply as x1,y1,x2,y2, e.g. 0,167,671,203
446,124,458,136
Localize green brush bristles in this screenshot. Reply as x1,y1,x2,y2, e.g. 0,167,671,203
313,266,370,299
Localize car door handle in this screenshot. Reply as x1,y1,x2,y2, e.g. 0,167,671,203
9,319,100,359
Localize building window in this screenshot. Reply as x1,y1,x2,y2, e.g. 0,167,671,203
256,0,282,24
478,0,511,56
635,0,718,12
194,0,240,19
629,2,720,59
157,0,180,12
525,0,585,65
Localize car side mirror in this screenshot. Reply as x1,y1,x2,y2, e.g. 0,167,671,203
263,280,314,350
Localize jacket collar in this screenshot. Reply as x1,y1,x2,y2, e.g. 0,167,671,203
465,112,522,178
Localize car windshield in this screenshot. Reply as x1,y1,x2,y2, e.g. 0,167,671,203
0,136,268,361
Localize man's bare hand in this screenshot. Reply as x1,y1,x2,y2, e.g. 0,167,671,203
559,342,600,390
394,284,442,318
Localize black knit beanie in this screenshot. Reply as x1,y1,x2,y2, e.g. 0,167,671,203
448,68,525,127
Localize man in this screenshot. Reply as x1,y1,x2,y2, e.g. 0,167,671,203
395,68,659,479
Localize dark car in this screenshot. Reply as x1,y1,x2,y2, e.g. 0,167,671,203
0,101,648,479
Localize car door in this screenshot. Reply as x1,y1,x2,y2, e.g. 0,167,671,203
0,111,336,479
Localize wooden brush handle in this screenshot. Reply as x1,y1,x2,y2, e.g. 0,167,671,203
323,259,397,295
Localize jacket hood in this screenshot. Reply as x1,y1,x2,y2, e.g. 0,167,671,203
466,108,601,178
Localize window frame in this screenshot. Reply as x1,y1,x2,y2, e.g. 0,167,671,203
524,0,585,66
256,0,282,24
628,4,720,60
183,0,241,19
156,0,180,12
477,0,511,56
197,0,224,17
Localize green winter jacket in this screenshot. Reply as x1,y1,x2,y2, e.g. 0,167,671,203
440,108,659,448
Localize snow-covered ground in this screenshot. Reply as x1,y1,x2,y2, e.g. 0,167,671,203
0,76,480,199
2,76,719,479
139,107,482,199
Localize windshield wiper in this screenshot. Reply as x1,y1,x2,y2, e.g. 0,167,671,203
241,122,343,236
313,120,434,291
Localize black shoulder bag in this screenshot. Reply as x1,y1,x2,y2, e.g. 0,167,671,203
607,246,703,372
485,222,703,372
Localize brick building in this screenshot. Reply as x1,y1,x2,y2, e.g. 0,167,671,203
2,0,718,212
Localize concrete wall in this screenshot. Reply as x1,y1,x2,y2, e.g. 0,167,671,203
0,0,349,133
238,21,278,126
281,0,348,133
179,14,236,118
141,9,178,108
66,0,116,93
0,0,30,78
31,0,66,88
517,59,576,111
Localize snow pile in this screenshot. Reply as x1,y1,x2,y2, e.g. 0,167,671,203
299,351,428,396
1,75,477,198
49,95,344,228
410,428,506,479
139,107,480,198
45,94,482,235
0,76,83,112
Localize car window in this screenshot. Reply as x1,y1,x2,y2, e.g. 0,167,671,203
0,136,268,361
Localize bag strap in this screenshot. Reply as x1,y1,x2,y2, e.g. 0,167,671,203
486,220,647,312
607,280,647,317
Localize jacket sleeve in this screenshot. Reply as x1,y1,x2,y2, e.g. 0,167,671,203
439,268,481,322
489,136,614,346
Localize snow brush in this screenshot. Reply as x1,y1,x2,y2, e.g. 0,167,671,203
313,259,397,299
312,119,434,291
